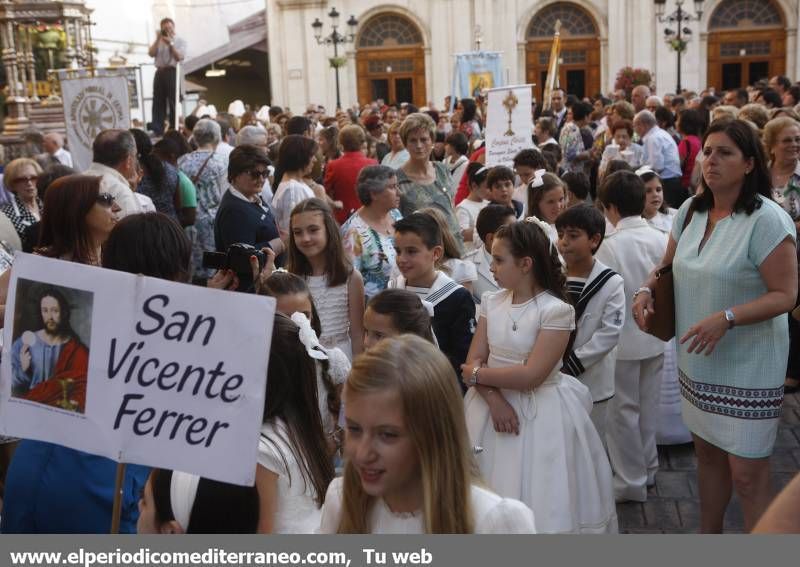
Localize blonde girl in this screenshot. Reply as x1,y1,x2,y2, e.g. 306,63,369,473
318,334,535,534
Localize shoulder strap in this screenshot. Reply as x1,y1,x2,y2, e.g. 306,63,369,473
191,152,215,185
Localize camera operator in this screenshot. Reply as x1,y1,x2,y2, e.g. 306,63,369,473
148,17,186,136
214,144,284,267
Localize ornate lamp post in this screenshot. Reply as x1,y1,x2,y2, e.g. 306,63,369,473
654,0,704,94
311,7,358,110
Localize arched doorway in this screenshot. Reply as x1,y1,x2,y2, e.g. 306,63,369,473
355,13,426,107
707,0,786,90
525,2,601,101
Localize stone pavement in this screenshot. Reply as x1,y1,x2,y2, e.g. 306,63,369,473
617,389,800,534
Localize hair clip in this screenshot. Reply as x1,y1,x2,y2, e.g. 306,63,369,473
291,312,329,361
170,471,200,532
529,169,547,188
635,165,656,177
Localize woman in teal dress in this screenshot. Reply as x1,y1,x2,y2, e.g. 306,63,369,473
633,119,797,533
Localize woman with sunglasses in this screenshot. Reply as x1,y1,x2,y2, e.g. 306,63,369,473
0,158,44,247
214,145,283,271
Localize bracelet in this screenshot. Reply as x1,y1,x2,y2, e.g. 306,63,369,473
470,366,480,386
633,287,652,301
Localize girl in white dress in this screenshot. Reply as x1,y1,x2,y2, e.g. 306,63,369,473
256,314,335,533
638,167,691,445
319,335,536,534
461,217,617,534
288,198,365,358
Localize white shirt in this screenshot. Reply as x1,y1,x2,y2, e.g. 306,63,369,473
318,477,536,534
53,148,73,168
272,179,314,233
84,162,141,218
641,126,682,180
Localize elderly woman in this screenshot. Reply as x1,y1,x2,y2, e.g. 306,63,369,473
598,119,643,179
396,113,463,252
215,144,282,262
236,125,274,202
633,119,797,533
380,121,409,169
340,165,402,299
178,118,228,282
0,158,43,245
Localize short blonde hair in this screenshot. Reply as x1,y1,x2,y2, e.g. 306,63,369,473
712,105,740,121
763,116,800,156
399,112,436,146
738,104,770,130
338,124,366,152
4,158,42,190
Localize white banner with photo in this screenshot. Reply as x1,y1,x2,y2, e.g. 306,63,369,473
60,74,131,171
484,84,535,168
0,254,274,486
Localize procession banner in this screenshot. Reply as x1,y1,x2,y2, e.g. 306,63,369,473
60,73,131,171
0,254,274,486
484,85,535,168
451,51,504,107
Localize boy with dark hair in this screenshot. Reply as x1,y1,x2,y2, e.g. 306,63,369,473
486,166,523,218
556,204,625,438
464,204,517,303
595,171,668,503
512,148,548,208
390,214,476,385
562,171,591,208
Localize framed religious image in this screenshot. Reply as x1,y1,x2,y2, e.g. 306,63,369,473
9,278,93,415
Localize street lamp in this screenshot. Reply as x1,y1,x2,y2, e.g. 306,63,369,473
654,0,704,94
311,7,358,110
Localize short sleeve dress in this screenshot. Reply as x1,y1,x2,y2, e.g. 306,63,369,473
672,196,796,457
463,290,617,534
317,477,536,534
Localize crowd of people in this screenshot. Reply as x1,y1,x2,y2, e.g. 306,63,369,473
0,70,798,535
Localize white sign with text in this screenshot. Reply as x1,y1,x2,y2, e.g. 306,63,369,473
485,85,535,168
0,254,274,486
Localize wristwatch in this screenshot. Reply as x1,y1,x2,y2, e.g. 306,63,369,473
724,309,736,329
633,287,652,301
468,366,480,386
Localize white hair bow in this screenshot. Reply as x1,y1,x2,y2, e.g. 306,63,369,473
170,471,200,532
291,312,329,361
529,169,548,188
635,165,655,177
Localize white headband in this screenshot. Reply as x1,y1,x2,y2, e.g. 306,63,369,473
170,471,200,532
524,215,556,254
635,165,656,177
528,169,548,188
291,312,329,361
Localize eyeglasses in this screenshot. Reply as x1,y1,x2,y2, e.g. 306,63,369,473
247,169,270,180
13,176,38,185
96,193,116,207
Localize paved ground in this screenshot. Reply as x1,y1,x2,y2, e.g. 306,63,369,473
617,389,800,533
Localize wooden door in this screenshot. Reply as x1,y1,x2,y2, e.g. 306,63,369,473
707,29,786,90
526,38,601,101
356,47,426,107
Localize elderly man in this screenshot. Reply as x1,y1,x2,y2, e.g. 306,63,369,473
645,95,663,114
84,129,142,217
148,17,186,135
722,88,749,108
631,85,651,113
41,133,73,168
633,110,685,207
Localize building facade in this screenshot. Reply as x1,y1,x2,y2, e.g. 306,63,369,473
266,0,800,110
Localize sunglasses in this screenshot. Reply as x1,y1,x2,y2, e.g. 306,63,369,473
13,176,38,185
96,193,116,207
247,169,270,180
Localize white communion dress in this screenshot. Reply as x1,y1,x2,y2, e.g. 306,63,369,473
464,290,618,534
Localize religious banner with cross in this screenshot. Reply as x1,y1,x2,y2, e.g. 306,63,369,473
484,84,534,168
59,72,131,171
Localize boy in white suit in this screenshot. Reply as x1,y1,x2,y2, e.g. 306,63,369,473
556,204,625,440
463,204,517,304
595,171,668,503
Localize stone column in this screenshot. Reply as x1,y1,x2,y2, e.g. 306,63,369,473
24,25,38,103
1,20,30,134
15,24,30,100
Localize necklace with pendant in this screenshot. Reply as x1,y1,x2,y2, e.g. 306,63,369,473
508,301,533,331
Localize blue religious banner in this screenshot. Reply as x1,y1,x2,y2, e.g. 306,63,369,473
452,51,504,107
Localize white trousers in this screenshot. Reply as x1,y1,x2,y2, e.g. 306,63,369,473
590,399,610,445
605,355,664,502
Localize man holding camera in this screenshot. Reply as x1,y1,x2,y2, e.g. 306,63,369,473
148,17,186,136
